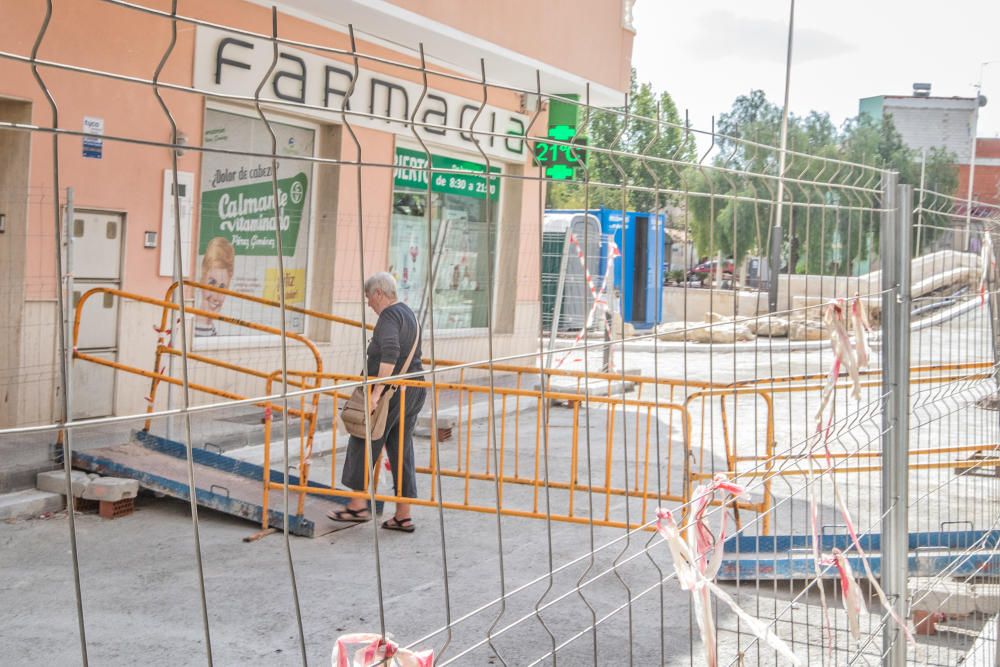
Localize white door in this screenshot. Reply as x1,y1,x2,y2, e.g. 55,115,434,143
70,211,123,419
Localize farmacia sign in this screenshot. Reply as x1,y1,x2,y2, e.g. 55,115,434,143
194,26,529,163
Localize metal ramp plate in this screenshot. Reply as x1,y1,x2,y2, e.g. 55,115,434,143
717,530,1000,581
71,430,350,538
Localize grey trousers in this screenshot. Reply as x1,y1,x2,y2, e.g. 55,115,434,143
341,386,425,499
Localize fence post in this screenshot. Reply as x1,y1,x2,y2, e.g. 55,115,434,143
881,174,911,667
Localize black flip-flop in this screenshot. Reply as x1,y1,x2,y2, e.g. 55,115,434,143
381,516,415,533
329,506,371,522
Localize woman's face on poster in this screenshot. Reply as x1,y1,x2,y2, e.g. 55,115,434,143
200,267,231,313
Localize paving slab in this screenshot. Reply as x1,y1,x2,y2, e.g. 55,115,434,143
0,489,64,520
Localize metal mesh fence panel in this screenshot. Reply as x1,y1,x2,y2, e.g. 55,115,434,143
1,2,999,666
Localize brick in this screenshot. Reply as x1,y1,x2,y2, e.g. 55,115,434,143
36,470,91,497
98,497,135,519
81,477,139,502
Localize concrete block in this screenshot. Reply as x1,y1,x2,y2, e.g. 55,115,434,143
963,613,998,663
81,477,139,502
36,470,91,497
788,320,826,341
0,489,65,520
910,577,1000,616
416,415,457,433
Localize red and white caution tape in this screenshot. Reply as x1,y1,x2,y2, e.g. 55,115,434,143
567,233,602,300
657,476,802,667
823,549,867,642
821,459,915,647
850,297,872,369
806,454,835,656
331,633,433,667
814,297,869,431
553,237,620,369
810,295,914,650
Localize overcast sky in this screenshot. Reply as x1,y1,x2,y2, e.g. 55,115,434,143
632,1,1000,148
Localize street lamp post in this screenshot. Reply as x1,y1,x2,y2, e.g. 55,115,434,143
767,0,796,314
964,60,997,248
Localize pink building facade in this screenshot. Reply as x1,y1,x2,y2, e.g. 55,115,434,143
0,1,634,427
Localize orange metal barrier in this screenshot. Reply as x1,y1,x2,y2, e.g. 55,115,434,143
71,284,323,435
70,281,997,538
261,371,695,532
703,362,996,486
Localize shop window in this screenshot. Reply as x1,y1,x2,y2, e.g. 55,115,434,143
390,146,500,330
196,109,315,340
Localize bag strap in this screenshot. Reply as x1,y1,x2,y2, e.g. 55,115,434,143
400,321,420,375
382,317,420,400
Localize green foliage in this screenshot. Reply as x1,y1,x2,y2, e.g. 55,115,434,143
686,89,960,274
546,84,960,275
545,70,696,210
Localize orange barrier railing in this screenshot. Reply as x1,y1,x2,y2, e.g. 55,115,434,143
261,371,695,532
70,281,997,538
72,286,323,481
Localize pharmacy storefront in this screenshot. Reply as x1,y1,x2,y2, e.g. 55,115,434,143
187,23,537,365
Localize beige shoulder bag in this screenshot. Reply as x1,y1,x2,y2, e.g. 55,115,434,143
340,323,420,441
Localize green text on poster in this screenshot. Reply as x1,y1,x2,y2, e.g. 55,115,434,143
199,173,308,256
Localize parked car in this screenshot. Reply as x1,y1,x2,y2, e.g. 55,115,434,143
686,258,735,285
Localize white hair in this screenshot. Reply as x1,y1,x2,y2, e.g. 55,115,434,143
364,271,397,299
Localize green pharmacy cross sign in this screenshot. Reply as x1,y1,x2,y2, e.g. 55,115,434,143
548,124,576,141
532,125,587,180
546,164,574,180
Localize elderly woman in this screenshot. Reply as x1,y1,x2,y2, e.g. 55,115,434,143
331,272,425,532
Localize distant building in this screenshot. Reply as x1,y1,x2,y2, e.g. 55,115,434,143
860,85,1000,213
859,85,981,164
956,138,1000,207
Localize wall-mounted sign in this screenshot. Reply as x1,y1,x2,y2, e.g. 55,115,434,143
194,26,529,163
394,146,500,200
533,96,585,180
82,116,103,159
531,131,587,180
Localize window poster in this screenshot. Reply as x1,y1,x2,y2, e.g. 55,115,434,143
390,146,500,330
196,109,314,338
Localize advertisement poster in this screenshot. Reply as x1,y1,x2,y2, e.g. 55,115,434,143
196,110,314,338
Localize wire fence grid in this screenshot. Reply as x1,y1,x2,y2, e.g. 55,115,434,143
1,2,1000,666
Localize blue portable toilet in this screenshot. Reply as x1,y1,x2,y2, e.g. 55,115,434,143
546,207,665,328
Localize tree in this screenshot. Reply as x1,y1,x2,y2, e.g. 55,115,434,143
545,70,696,211
686,90,959,276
